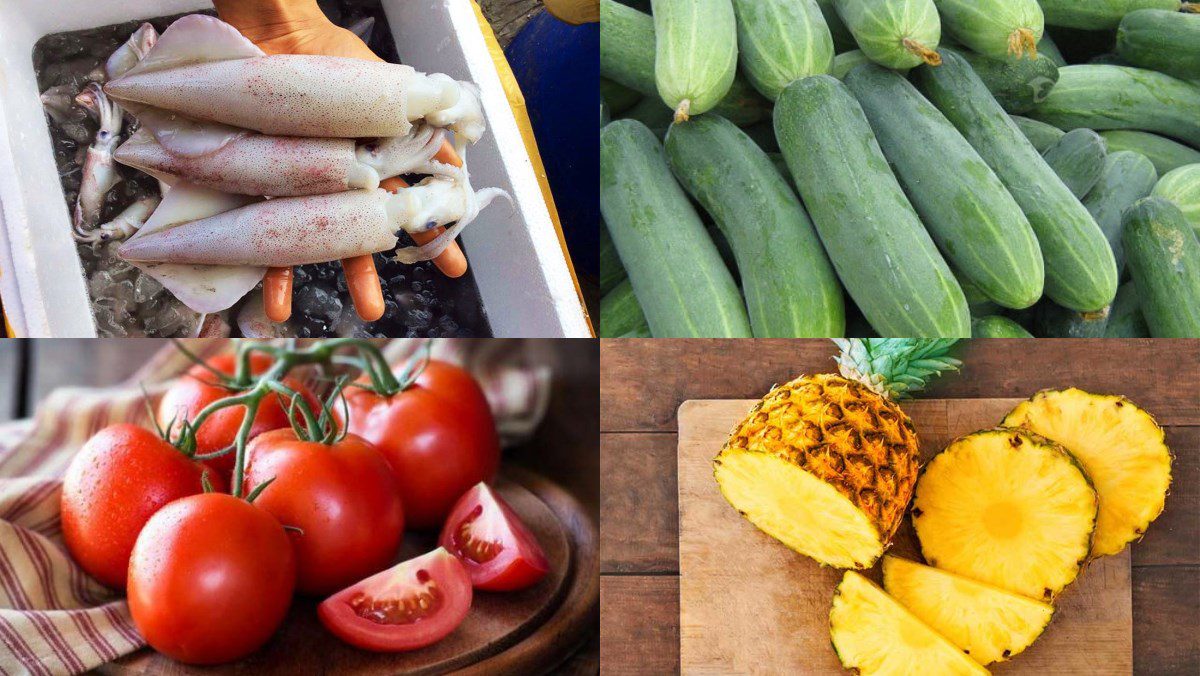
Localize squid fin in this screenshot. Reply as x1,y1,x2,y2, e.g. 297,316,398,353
119,14,263,79
121,103,249,158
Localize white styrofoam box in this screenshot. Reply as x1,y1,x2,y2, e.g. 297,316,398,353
0,0,591,337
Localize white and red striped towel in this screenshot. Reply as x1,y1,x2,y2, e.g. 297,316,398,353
0,339,550,674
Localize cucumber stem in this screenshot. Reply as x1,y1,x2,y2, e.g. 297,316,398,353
1008,28,1039,60
903,39,942,67
1183,2,1200,12
674,99,691,123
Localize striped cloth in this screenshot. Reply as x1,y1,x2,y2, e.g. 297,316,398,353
0,339,550,674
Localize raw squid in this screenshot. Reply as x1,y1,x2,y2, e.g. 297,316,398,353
72,83,123,240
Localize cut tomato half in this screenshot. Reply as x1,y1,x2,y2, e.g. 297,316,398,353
318,547,472,652
438,482,551,592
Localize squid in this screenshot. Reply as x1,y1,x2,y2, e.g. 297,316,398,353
105,23,158,82
72,83,124,240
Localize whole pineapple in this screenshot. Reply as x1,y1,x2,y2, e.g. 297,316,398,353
714,340,961,569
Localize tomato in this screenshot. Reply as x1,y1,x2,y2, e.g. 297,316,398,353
242,428,405,595
127,493,295,665
158,352,317,478
438,482,550,591
60,424,223,589
318,548,472,652
336,360,500,529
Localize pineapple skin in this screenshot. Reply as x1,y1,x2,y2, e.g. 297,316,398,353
717,373,921,564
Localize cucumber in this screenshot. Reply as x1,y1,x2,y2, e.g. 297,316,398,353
1042,128,1108,199
972,315,1035,337
1121,196,1200,336
913,49,1119,312
959,49,1059,114
1029,65,1200,148
600,78,640,115
600,0,770,126
1038,33,1068,66
651,0,738,120
816,0,858,51
1010,115,1065,152
1035,300,1112,337
956,269,1001,316
1118,10,1200,81
1152,164,1200,236
933,0,1044,60
830,0,943,69
766,152,792,182
832,50,874,79
618,97,674,139
665,115,845,337
1082,151,1159,276
600,280,651,337
846,64,1044,309
1105,281,1151,337
600,220,627,296
775,75,970,337
1039,0,1183,30
1100,130,1200,175
600,120,752,337
731,0,834,101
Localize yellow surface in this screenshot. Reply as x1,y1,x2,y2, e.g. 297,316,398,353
545,0,599,24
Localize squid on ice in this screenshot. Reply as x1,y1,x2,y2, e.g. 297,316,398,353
100,14,507,316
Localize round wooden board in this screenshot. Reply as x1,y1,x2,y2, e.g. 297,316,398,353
102,468,592,674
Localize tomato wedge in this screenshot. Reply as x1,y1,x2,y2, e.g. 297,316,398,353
318,548,472,652
438,483,550,592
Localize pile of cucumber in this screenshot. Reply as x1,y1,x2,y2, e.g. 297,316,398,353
599,0,1200,338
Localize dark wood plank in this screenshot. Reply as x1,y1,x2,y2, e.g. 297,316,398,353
1134,427,1200,567
599,576,679,676
28,339,164,409
600,433,678,574
1133,566,1200,676
600,339,1200,432
0,341,22,422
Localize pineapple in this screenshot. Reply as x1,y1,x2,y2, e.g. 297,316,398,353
912,429,1097,600
714,339,960,569
882,556,1055,666
1002,388,1172,558
830,571,989,676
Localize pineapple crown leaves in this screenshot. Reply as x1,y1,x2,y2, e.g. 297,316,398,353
831,339,962,401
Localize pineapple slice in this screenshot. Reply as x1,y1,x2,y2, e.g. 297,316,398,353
1002,388,1172,557
715,374,921,569
830,571,989,676
912,429,1097,600
882,556,1055,665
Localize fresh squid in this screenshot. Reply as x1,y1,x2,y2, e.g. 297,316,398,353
76,196,160,243
105,23,158,81
72,83,124,240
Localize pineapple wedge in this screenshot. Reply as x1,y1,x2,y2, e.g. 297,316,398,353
912,429,1097,600
882,556,1055,665
1003,388,1172,557
830,571,989,676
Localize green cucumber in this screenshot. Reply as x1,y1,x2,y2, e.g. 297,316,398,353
600,120,752,337
1100,130,1200,175
830,0,943,69
1029,65,1200,148
846,64,1043,309
731,0,834,101
600,0,769,126
1035,300,1112,337
1038,33,1068,66
1118,10,1200,81
1042,128,1108,199
1121,196,1200,336
1039,0,1184,30
600,220,627,296
913,49,1118,312
832,50,873,79
972,315,1035,337
1152,164,1200,236
956,269,1001,316
665,115,845,337
600,280,651,337
775,75,970,337
959,49,1059,114
1104,281,1151,337
618,97,674,139
651,0,738,120
766,152,792,182
816,0,858,51
1082,151,1159,276
1010,115,1065,152
600,78,640,115
933,0,1044,61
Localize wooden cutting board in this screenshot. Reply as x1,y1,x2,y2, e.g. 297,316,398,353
678,398,1132,675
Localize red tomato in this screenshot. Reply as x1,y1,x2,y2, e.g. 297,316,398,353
157,352,317,478
127,493,295,665
243,428,405,595
60,424,224,589
318,548,472,652
438,482,550,591
336,360,500,530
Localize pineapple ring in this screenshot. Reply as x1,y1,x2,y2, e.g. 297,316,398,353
912,429,1097,601
830,571,989,676
1002,388,1172,558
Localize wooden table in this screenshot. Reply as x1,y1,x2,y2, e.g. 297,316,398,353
0,338,598,674
600,339,1200,675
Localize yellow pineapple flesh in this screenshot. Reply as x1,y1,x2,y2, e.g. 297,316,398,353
912,429,1097,600
1002,388,1172,557
715,373,921,569
882,556,1055,666
830,571,990,676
